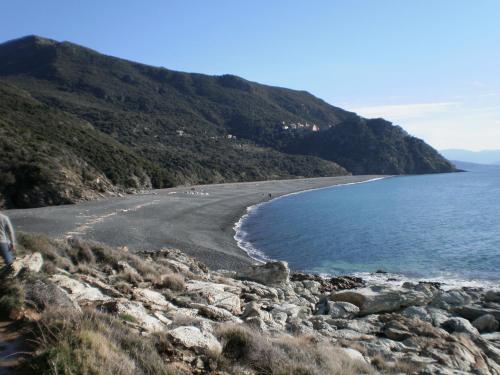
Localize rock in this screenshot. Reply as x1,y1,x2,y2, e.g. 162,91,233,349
11,252,43,276
185,280,241,314
441,317,479,336
472,314,499,333
101,299,164,332
331,284,436,315
241,301,273,322
24,277,79,311
51,274,111,304
328,301,359,319
432,289,473,309
427,307,450,327
329,315,382,334
78,274,123,298
167,326,222,354
452,305,500,322
401,306,432,323
329,276,364,291
132,288,175,310
340,348,368,364
272,303,310,319
485,289,500,303
238,261,290,287
191,303,241,323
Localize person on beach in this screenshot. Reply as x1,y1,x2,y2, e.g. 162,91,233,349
0,212,16,272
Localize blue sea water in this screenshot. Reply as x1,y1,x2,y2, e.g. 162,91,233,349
235,171,500,285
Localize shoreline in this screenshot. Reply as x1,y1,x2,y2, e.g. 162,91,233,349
233,176,389,264
8,175,381,271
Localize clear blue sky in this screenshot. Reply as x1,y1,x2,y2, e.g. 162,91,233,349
1,0,500,150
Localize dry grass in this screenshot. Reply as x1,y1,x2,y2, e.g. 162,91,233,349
0,277,24,318
216,325,377,375
154,274,186,292
25,309,174,375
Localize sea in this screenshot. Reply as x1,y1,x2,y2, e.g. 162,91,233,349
235,169,500,288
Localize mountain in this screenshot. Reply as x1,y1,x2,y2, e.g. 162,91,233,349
450,160,500,172
0,35,455,207
441,149,500,165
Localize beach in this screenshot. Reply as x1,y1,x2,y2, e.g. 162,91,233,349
8,175,380,271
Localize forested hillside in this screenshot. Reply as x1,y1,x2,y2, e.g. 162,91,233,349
0,35,455,207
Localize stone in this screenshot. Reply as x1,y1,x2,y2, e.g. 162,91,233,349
78,274,123,298
340,348,368,364
441,317,479,336
24,277,79,311
238,261,290,287
272,302,310,319
427,307,450,327
167,326,222,354
101,300,164,332
431,289,472,309
241,301,273,322
185,280,241,314
191,303,241,323
485,289,500,303
327,301,359,319
132,288,175,310
401,306,432,323
452,305,500,322
472,314,499,333
51,274,111,304
331,284,436,315
11,252,43,276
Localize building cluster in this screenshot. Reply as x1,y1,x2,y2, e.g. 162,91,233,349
281,121,320,132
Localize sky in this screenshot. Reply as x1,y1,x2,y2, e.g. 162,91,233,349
1,0,499,151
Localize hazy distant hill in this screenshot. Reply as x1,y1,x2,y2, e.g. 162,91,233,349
441,149,500,165
0,35,455,207
450,160,500,172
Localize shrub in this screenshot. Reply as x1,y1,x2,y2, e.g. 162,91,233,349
216,325,377,375
154,274,185,292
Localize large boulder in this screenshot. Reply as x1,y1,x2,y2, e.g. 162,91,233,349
331,284,436,315
238,261,290,287
167,326,222,354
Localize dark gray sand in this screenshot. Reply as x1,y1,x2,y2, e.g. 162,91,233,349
8,176,381,271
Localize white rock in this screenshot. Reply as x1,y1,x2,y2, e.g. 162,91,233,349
328,301,360,319
167,326,222,354
11,252,43,276
185,280,241,314
51,274,111,304
402,306,432,323
340,348,368,364
110,300,165,332
132,288,175,310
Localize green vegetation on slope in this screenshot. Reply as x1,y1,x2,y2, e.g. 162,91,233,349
0,35,455,207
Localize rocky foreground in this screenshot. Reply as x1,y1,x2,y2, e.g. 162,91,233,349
2,234,500,374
